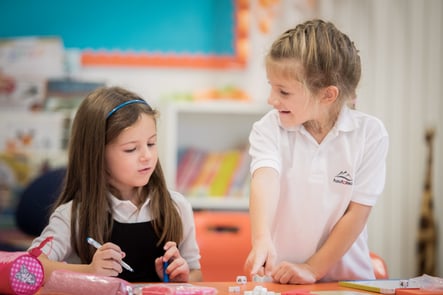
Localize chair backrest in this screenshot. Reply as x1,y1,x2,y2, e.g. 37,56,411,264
370,251,388,279
194,210,251,281
15,167,66,236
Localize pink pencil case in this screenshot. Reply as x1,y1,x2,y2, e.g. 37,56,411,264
40,270,131,295
0,251,44,295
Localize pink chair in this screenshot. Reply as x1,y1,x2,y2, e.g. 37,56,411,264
370,252,388,279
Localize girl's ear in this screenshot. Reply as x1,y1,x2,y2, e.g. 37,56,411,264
321,86,339,104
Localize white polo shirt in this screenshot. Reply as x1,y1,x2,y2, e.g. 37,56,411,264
249,106,389,281
29,191,201,270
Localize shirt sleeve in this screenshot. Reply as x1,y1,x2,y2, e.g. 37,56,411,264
352,118,389,206
28,202,74,261
249,110,282,174
170,191,201,270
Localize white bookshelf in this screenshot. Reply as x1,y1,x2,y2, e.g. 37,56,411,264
158,100,269,210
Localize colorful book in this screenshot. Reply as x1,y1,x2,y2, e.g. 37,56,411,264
208,150,241,197
176,148,193,191
187,152,220,197
227,147,251,197
339,280,420,294
176,148,205,193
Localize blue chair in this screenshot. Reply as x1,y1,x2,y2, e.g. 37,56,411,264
15,167,66,237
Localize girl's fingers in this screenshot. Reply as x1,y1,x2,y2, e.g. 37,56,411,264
163,241,180,261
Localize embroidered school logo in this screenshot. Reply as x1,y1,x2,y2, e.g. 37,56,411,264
333,171,353,185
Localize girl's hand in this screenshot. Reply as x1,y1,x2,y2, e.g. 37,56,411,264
155,241,189,282
244,238,276,279
271,261,317,284
89,242,125,276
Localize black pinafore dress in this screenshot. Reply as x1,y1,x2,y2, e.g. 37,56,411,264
110,220,164,282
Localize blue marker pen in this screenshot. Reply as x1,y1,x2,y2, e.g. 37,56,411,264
163,261,169,282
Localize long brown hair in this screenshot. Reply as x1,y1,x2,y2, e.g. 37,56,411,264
53,86,183,263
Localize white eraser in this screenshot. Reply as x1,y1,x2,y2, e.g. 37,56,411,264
236,275,247,284
228,285,241,292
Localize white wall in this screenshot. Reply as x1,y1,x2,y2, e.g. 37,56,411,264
315,0,443,279
66,0,443,278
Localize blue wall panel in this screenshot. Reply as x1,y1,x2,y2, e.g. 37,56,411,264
0,0,235,55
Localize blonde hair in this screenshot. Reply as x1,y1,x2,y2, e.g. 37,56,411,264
53,86,183,263
266,19,361,108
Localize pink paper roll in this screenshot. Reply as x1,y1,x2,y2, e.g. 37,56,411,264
40,270,130,295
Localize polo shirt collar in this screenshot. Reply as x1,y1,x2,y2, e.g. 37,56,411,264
333,105,358,133
109,193,150,221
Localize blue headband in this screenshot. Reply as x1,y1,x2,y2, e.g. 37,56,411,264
106,99,148,119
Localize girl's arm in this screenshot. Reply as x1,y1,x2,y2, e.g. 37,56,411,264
38,254,92,282
37,242,126,282
270,201,372,284
244,167,280,276
307,201,372,280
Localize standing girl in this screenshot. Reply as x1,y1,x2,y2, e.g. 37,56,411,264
244,19,389,283
29,86,202,283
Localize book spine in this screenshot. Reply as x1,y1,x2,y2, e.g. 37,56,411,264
209,150,241,197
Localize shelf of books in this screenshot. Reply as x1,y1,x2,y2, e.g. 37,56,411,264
159,100,269,210
176,146,251,210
